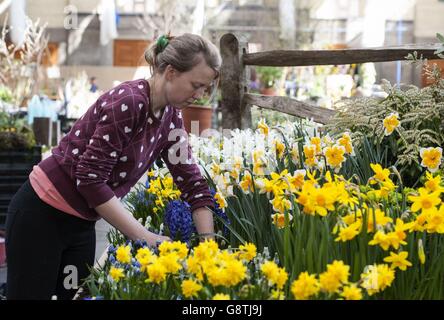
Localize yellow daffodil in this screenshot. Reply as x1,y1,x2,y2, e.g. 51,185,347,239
261,261,288,289
186,255,204,281
271,212,293,229
369,231,392,251
393,218,413,241
340,284,363,300
335,220,362,242
324,144,346,169
383,251,412,271
257,118,269,136
136,247,156,272
360,264,395,295
210,162,221,176
214,191,227,210
273,139,286,159
420,147,442,173
181,279,202,298
213,293,230,300
425,206,444,233
158,253,182,274
386,231,407,250
408,188,441,214
370,163,391,183
239,171,254,194
383,112,400,136
319,271,342,294
310,137,322,154
160,241,188,259
326,260,350,284
270,196,292,214
291,272,319,300
194,240,219,262
366,208,393,233
424,172,443,193
147,169,156,177
290,146,299,165
303,144,318,168
238,243,257,261
270,289,285,300
146,261,167,284
109,267,125,282
115,245,132,264
287,169,306,192
338,132,354,155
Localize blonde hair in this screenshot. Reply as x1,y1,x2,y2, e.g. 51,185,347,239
144,33,221,78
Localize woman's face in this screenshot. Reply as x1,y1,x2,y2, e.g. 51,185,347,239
164,58,217,109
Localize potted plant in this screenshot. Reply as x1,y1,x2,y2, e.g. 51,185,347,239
0,110,41,229
256,66,283,96
181,90,215,135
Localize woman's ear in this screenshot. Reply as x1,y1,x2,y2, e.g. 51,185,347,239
165,65,178,81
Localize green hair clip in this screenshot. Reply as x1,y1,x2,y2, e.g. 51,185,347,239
157,35,169,52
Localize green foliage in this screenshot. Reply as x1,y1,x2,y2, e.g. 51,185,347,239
256,66,283,88
0,86,13,103
325,78,444,187
0,111,36,150
435,33,444,59
251,106,301,126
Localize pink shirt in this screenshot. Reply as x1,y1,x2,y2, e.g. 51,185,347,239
29,165,95,220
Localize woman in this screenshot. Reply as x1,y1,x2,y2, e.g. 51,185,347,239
5,33,221,300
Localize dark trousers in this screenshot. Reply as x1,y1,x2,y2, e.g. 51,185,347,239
5,180,96,300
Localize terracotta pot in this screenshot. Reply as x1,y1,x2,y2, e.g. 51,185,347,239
181,105,213,135
0,237,5,267
260,87,277,96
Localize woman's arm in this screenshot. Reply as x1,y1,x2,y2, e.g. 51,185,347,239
192,207,215,240
95,196,171,246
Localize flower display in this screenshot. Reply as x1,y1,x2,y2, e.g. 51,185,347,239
84,119,444,300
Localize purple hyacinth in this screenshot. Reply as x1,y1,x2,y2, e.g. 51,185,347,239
164,200,196,242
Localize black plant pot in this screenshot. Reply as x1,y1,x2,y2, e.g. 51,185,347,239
0,145,42,229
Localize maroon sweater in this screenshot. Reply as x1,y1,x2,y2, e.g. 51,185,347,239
38,79,214,220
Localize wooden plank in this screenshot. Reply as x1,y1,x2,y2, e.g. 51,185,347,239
220,33,252,129
243,43,441,66
244,93,336,124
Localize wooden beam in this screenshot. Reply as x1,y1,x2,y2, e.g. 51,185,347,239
220,33,251,129
243,43,441,66
244,93,336,124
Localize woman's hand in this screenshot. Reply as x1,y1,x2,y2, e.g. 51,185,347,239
95,196,172,247
143,231,172,247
